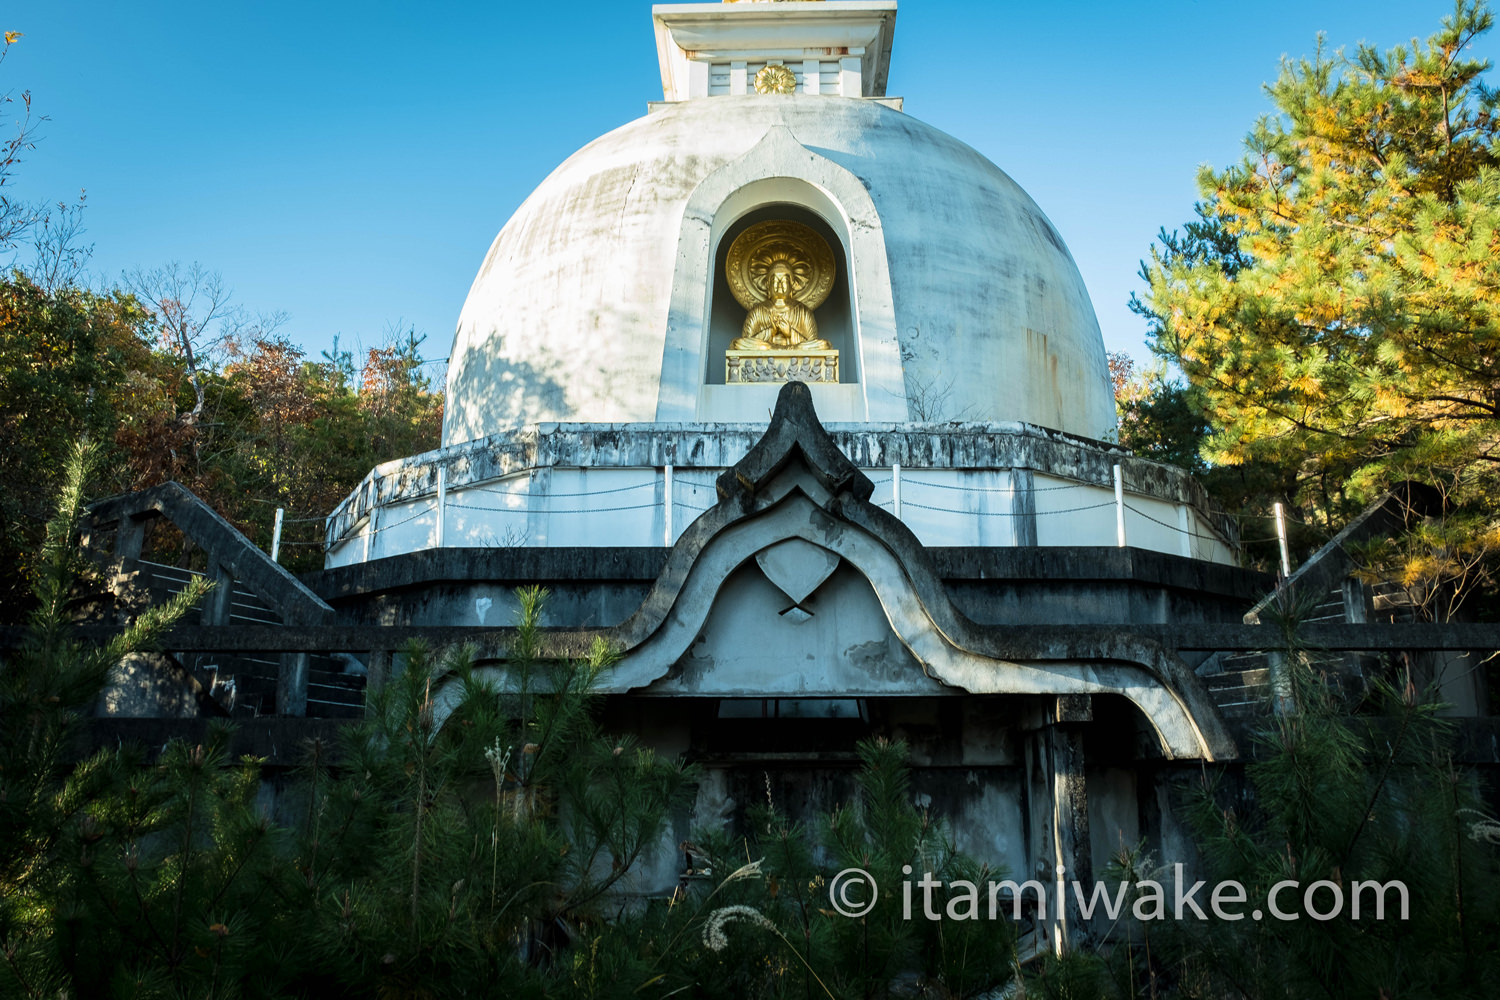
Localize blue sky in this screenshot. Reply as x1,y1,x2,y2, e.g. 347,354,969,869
6,0,1489,370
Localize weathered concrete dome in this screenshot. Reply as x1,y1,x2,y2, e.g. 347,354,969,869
444,95,1116,445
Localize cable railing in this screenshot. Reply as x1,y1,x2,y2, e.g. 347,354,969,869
322,463,1240,565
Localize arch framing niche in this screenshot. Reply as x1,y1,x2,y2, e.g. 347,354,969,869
655,126,906,423
707,204,855,386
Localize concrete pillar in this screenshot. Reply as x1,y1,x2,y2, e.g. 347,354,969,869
840,53,862,96
278,652,310,717
1341,578,1370,623
664,464,674,546
1047,694,1093,952
687,59,709,98
1339,577,1373,692
361,487,374,563
527,467,552,547
1176,505,1194,558
1268,650,1296,716
116,513,147,563
365,648,392,711
201,562,235,626
110,513,150,600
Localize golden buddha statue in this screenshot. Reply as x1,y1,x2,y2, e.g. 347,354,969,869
723,220,839,383
731,260,830,350
725,220,835,350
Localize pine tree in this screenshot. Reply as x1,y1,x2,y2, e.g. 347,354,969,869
293,586,696,998
0,441,221,996
1,467,697,997
1138,0,1500,579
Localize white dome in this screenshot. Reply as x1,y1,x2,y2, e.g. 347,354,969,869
444,95,1116,444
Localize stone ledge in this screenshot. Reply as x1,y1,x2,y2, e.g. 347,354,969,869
301,545,1270,602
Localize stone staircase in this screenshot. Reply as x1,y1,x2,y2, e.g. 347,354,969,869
1199,583,1375,719
84,481,345,719
137,560,364,718
1203,655,1272,719
1198,486,1444,721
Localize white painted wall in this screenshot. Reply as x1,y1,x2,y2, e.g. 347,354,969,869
325,461,1235,568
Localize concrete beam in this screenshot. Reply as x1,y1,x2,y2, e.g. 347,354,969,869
19,621,1500,657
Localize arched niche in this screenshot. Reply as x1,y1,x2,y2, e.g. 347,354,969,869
705,200,858,387
655,126,906,424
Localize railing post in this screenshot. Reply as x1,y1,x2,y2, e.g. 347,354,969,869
892,463,902,519
1113,464,1126,548
1274,502,1292,579
271,508,284,563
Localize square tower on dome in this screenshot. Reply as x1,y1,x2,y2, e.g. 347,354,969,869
652,1,897,103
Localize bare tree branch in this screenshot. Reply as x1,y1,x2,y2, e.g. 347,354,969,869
125,262,233,429
28,191,92,291
0,32,42,252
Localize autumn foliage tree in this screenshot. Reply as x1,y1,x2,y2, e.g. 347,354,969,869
1107,350,1211,473
0,259,445,618
1137,0,1500,603
216,329,444,562
0,276,157,612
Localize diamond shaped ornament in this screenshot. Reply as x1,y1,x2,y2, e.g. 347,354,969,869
754,538,840,606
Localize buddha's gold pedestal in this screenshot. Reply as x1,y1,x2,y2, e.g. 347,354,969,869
726,349,839,384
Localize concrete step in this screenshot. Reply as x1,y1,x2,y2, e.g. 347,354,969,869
1206,665,1272,717
1205,667,1269,690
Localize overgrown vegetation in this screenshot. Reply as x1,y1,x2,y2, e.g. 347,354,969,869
0,462,1020,998
6,6,1500,997
8,462,1496,996
1155,599,1500,999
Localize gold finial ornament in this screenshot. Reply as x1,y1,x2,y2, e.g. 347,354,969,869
724,220,840,384
753,64,798,95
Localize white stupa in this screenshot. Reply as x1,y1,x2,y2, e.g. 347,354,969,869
325,0,1235,567
304,4,1250,920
